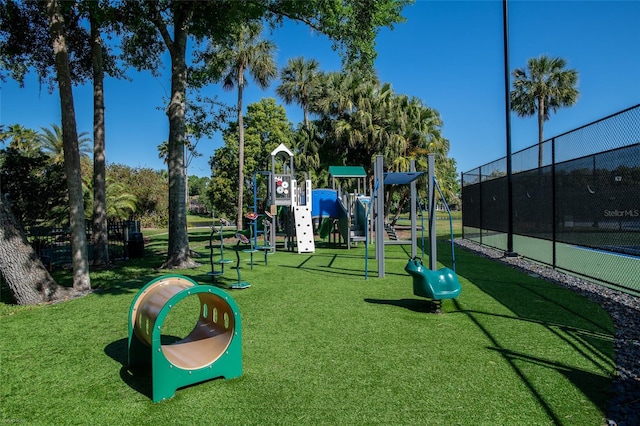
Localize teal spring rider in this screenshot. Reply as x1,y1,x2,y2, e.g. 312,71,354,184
404,257,461,309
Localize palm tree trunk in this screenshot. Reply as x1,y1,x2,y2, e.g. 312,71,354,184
47,0,91,292
236,69,245,230
303,105,310,131
90,10,109,267
537,96,545,167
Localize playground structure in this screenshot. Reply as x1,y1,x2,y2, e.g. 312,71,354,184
244,146,461,302
237,213,259,270
207,221,233,282
370,155,423,277
314,166,370,249
127,275,243,402
251,144,315,254
371,154,462,302
206,220,253,289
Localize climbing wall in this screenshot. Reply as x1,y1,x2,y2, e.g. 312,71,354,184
293,206,315,253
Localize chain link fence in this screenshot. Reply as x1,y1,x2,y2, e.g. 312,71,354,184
462,104,640,293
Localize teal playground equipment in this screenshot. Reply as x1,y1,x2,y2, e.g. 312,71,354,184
230,231,253,289
207,220,233,283
206,218,254,289
237,212,259,270
404,258,461,309
127,275,242,402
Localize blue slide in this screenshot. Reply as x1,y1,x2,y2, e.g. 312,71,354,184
404,257,461,301
312,189,346,219
313,189,347,240
312,190,370,243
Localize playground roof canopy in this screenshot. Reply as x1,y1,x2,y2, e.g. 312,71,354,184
328,166,367,178
383,172,424,185
270,143,293,158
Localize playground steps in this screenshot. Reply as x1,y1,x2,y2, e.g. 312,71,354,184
293,206,315,253
384,223,399,241
349,226,367,242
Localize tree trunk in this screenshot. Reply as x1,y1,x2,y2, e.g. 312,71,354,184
383,184,396,224
537,96,545,167
185,143,189,206
236,69,245,230
390,189,409,227
303,103,309,132
90,10,109,267
0,195,74,305
47,0,91,292
160,5,197,269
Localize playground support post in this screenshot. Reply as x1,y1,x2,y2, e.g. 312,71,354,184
410,159,418,259
374,155,428,278
375,155,385,278
365,180,379,280
428,154,437,271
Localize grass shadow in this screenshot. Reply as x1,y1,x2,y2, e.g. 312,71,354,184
364,297,440,313
446,241,616,423
489,346,611,413
104,338,153,400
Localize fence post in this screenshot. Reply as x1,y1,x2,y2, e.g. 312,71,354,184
503,0,516,257
551,137,557,269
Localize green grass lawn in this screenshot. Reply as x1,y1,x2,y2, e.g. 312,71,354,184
0,226,615,425
187,214,217,228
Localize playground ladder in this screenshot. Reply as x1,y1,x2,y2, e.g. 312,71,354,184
384,223,399,241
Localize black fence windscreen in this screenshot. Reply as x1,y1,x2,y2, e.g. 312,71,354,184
512,165,553,239
462,104,640,293
556,143,640,254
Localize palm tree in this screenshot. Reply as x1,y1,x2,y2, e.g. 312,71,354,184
105,181,138,220
39,123,92,164
276,57,321,131
292,124,320,173
84,178,138,221
204,22,276,229
511,55,579,166
157,141,169,164
1,124,42,157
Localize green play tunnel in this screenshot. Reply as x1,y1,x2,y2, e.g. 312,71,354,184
127,274,242,402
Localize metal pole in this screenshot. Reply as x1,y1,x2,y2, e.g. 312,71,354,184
428,154,437,271
503,0,517,256
375,155,385,278
552,137,557,268
410,160,417,259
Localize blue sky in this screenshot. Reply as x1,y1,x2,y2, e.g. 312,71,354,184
2,0,639,178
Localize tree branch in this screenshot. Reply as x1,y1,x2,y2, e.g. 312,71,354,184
149,2,173,51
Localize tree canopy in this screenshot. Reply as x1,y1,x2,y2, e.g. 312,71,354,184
209,97,294,221
116,0,411,268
